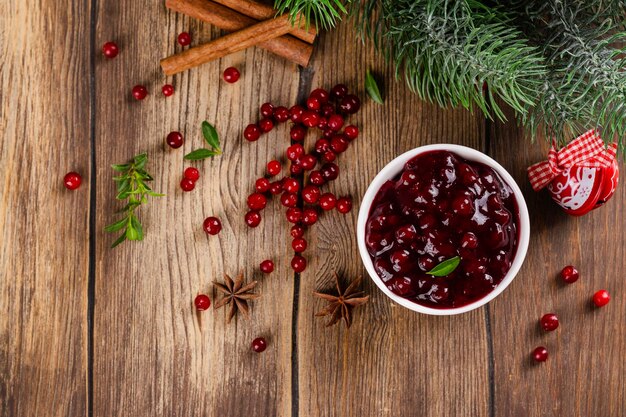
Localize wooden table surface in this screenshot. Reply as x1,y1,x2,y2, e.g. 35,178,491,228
1,1,625,416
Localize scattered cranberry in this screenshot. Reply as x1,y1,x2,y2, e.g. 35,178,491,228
327,114,344,131
291,255,307,272
291,164,303,175
255,178,271,193
280,192,298,208
302,208,318,226
302,111,320,128
532,346,548,362
252,337,267,353
344,125,359,140
336,197,353,214
180,178,195,192
260,260,275,274
319,193,337,211
102,41,119,58
330,84,348,99
267,160,281,176
330,136,349,153
321,163,339,181
259,118,274,133
177,32,191,46
290,125,306,141
309,170,325,186
292,237,307,252
297,154,315,171
286,208,303,223
223,67,240,83
306,97,321,111
317,117,328,130
247,193,268,211
286,144,305,162
291,225,305,238
321,104,335,118
302,185,321,204
310,88,329,103
162,84,175,96
322,151,336,162
290,105,305,122
63,172,82,190
194,294,211,311
592,290,610,307
314,139,330,154
166,131,184,149
260,103,274,118
132,85,148,100
540,313,559,331
269,180,284,195
274,106,290,123
245,211,262,228
203,217,222,235
560,265,579,284
184,167,200,181
244,124,261,141
283,178,300,193
340,94,361,114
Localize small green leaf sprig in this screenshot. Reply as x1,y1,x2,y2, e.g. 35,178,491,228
104,153,164,248
365,69,384,104
427,256,461,277
184,121,222,160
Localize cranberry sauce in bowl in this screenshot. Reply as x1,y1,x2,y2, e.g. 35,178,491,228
360,148,526,312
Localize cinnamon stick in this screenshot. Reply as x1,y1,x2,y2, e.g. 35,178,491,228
212,0,316,44
161,14,300,75
165,0,312,67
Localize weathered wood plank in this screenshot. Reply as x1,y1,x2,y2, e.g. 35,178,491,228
0,1,91,416
93,2,299,415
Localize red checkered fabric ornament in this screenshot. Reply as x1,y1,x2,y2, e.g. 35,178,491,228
527,130,619,216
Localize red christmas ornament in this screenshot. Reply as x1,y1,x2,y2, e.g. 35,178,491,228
528,130,619,216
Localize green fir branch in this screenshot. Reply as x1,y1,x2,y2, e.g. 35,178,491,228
274,0,350,30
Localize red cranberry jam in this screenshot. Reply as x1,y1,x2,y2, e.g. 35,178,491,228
365,150,520,309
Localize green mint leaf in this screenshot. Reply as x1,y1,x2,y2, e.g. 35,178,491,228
111,164,129,172
184,148,219,160
104,217,128,232
126,224,140,241
201,121,220,151
427,256,461,277
365,69,384,104
111,233,127,248
130,216,144,240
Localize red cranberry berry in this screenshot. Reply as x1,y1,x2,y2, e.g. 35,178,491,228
321,163,339,181
132,85,148,100
560,265,579,284
330,84,348,99
302,185,321,204
322,151,336,162
532,346,548,362
177,31,191,46
314,139,330,154
344,125,359,140
162,84,175,97
330,135,349,153
223,67,240,83
302,111,320,128
180,178,195,192
395,224,417,245
280,192,298,208
184,167,200,181
292,237,308,252
310,88,329,103
309,170,325,186
291,225,305,238
252,337,267,353
287,144,305,162
321,104,335,118
283,178,300,193
244,124,261,141
291,255,307,272
102,41,119,58
203,217,222,235
255,178,271,193
336,197,353,214
63,172,82,190
286,208,303,223
290,125,306,142
260,103,274,118
592,290,610,307
327,114,344,131
302,208,318,226
267,160,281,176
319,193,337,210
260,260,275,274
299,154,317,171
290,105,305,122
290,164,303,175
269,180,284,195
339,94,361,114
274,106,290,123
306,97,321,111
461,232,478,249
317,117,328,130
245,211,262,228
540,313,559,331
166,131,184,149
194,294,211,311
259,118,274,133
247,193,268,210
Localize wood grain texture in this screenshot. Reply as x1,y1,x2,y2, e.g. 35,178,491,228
488,113,626,417
0,0,90,416
93,1,298,415
296,22,491,417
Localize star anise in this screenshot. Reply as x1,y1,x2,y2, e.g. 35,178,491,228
213,273,260,323
314,272,369,328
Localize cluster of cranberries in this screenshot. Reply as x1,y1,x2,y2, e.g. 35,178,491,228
180,167,200,192
532,265,611,363
242,85,360,272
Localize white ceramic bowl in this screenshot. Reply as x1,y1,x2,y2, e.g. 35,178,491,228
357,144,530,315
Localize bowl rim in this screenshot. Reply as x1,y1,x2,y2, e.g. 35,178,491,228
356,144,530,316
